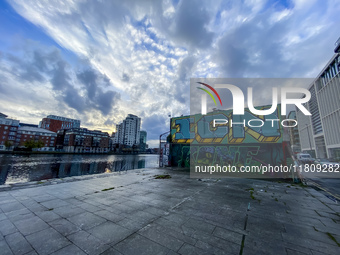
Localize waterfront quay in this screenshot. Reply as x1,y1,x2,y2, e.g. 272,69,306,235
0,168,339,255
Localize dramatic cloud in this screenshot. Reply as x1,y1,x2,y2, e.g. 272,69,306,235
1,0,340,147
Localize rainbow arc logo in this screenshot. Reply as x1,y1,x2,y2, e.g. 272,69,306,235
196,82,222,106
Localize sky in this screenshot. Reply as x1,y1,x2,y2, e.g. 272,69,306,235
0,0,339,148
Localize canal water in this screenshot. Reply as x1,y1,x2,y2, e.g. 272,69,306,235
0,154,159,185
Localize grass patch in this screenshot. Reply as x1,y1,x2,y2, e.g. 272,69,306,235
245,188,254,191
102,187,115,191
36,181,45,184
326,232,340,247
275,198,278,202
154,174,171,179
250,190,256,200
48,208,54,211
298,182,307,188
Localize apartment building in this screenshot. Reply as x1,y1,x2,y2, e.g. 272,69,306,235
0,113,19,150
296,38,340,160
113,114,141,147
16,126,57,151
58,128,110,153
40,115,81,133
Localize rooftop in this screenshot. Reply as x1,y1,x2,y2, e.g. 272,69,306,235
18,126,57,134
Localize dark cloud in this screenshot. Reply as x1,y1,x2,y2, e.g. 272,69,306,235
172,55,197,104
6,52,45,83
122,73,130,82
214,7,338,78
171,0,214,49
51,60,71,91
153,0,215,49
77,69,97,99
178,55,197,81
142,114,168,140
2,43,120,116
95,90,119,115
62,86,86,113
77,68,120,115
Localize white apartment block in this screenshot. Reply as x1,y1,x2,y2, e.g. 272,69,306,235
113,114,141,146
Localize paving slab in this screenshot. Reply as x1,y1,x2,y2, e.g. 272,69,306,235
0,239,13,255
67,212,107,230
13,216,49,236
67,230,110,255
88,221,133,245
5,231,33,255
0,168,339,255
25,227,70,255
114,233,169,255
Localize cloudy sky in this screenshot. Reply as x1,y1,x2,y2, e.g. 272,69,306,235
0,0,339,147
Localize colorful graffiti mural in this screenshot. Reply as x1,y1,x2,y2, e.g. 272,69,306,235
169,105,290,177
171,105,283,145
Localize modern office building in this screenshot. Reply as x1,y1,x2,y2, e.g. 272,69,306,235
0,113,20,150
113,114,141,147
40,115,81,133
296,38,340,160
139,130,147,152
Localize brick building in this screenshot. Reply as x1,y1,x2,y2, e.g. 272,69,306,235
57,128,110,153
16,126,57,151
0,113,20,151
40,115,80,133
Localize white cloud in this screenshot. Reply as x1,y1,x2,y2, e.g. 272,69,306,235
2,0,340,144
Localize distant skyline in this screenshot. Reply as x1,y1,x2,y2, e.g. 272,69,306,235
0,0,339,147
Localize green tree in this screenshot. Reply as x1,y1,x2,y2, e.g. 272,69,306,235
4,140,13,150
24,140,37,150
36,140,44,149
24,140,46,150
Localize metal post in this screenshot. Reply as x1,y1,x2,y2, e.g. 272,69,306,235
305,124,312,152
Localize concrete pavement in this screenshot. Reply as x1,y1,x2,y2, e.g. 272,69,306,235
0,168,339,255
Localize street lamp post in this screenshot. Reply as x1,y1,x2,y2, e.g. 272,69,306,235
305,124,312,152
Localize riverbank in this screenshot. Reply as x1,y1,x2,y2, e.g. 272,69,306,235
0,154,159,185
0,151,157,155
0,167,339,254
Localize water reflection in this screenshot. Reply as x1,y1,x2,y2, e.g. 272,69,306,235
0,154,158,185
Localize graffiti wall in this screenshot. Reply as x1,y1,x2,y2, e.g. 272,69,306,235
170,106,288,176
171,106,283,145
